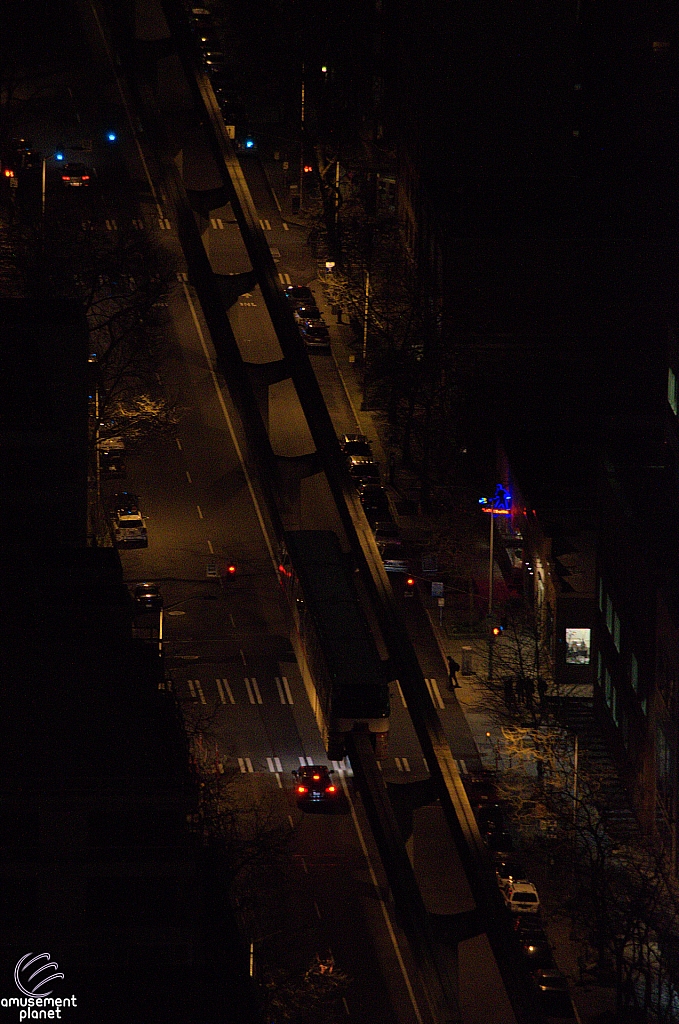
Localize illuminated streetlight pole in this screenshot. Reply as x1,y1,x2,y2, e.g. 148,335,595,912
299,63,305,208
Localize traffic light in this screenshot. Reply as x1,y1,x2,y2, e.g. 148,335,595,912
491,624,504,637
106,130,118,143
404,576,416,597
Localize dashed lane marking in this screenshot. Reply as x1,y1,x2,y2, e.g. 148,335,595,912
259,218,271,230
395,681,407,707
185,470,192,483
426,677,445,710
314,901,322,920
196,504,203,519
207,539,214,554
282,221,289,231
238,757,254,773
245,677,263,704
176,437,182,450
342,997,350,1016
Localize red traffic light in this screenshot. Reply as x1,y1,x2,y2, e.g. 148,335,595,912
303,164,314,173
491,625,503,636
226,564,237,575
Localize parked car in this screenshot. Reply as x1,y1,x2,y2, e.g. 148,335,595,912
358,483,391,525
285,284,314,306
61,162,95,187
373,520,400,544
503,881,540,914
339,433,372,458
98,437,126,479
133,582,163,612
108,492,139,514
531,968,576,1019
347,454,380,485
495,857,529,893
517,925,554,969
378,541,410,574
464,769,499,808
299,322,331,349
292,765,338,806
112,508,148,548
293,303,322,323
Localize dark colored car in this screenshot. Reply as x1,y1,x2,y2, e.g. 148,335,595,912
292,765,338,805
339,433,372,458
133,583,163,612
379,541,409,574
517,926,554,969
61,162,95,187
531,969,576,1019
373,520,400,544
464,769,499,807
109,491,139,514
293,303,322,323
285,285,314,306
299,322,331,349
359,483,391,525
347,454,380,485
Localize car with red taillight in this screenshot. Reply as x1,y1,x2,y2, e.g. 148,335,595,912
292,765,338,805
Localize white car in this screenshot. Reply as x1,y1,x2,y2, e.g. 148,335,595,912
503,881,540,914
112,509,148,548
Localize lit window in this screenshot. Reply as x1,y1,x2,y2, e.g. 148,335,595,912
613,612,621,652
630,653,638,692
606,595,613,633
611,685,618,726
605,669,612,707
598,577,604,612
641,696,647,716
669,367,678,416
597,652,603,686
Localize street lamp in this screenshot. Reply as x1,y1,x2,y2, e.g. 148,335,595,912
479,484,512,615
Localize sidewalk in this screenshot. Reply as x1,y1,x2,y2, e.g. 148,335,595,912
311,270,618,1024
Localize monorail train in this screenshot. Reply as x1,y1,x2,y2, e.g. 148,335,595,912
279,531,390,759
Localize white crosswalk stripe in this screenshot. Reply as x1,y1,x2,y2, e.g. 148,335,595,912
245,677,263,704
188,679,206,704
275,676,293,704
105,218,117,231
425,677,445,709
131,217,144,230
238,757,254,773
159,217,171,230
259,218,271,230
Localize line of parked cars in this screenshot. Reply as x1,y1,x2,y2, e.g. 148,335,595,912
463,769,577,1020
284,285,331,350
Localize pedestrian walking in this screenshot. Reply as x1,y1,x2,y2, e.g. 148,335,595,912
515,675,525,704
447,655,460,689
537,676,548,704
502,675,514,708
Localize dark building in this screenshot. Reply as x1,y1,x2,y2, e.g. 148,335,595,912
390,0,679,867
0,297,89,547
